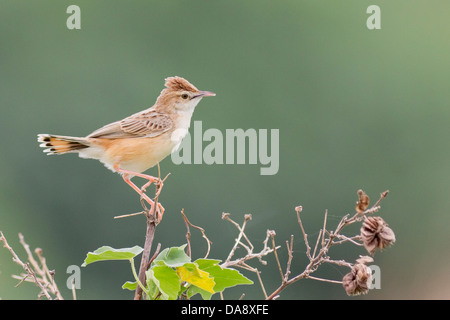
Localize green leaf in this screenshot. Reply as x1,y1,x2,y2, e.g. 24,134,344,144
186,284,214,300
153,244,191,267
176,262,215,294
122,281,137,291
195,259,253,292
145,271,159,300
146,265,181,300
82,246,143,266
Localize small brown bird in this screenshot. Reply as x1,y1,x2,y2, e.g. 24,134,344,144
37,76,215,219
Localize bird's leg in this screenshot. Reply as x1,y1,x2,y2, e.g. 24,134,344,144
121,173,165,223
120,173,155,206
140,177,164,197
114,164,164,223
154,203,165,224
114,166,161,186
140,162,165,197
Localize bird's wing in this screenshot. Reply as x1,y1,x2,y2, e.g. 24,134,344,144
88,111,173,139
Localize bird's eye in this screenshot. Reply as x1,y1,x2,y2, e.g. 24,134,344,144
181,93,189,100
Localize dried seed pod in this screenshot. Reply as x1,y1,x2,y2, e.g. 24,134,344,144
361,216,396,255
342,256,373,296
356,255,374,265
356,189,370,214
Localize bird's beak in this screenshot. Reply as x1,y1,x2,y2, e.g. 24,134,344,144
194,91,216,98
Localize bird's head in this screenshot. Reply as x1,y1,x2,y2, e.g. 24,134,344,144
156,76,215,113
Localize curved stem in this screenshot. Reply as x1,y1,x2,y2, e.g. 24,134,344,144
130,258,148,295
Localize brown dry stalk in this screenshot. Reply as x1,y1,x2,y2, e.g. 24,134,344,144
181,209,212,259
133,168,169,300
265,189,390,300
0,231,63,300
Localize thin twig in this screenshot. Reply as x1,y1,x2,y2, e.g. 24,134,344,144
266,190,391,300
254,268,267,299
312,229,322,259
321,209,328,247
181,209,212,259
1,232,55,300
71,279,77,300
134,210,156,300
371,190,389,209
221,222,277,269
270,232,284,283
284,235,294,281
332,235,363,246
114,211,145,219
223,213,252,263
306,275,342,284
146,243,162,271
133,166,168,300
322,258,353,268
219,214,278,298
295,206,311,260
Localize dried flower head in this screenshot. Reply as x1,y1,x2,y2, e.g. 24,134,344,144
342,256,374,296
221,212,230,220
361,216,396,255
356,189,370,214
267,229,276,237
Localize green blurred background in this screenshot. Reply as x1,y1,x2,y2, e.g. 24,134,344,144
0,0,449,299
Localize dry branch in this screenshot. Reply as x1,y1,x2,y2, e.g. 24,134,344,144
265,189,392,300
0,232,63,300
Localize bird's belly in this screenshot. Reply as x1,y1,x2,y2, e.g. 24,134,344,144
101,136,176,173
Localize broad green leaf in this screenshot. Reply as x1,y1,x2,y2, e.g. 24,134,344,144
122,281,137,291
82,246,143,266
176,263,215,294
147,265,181,300
195,259,253,292
153,244,190,267
186,284,214,300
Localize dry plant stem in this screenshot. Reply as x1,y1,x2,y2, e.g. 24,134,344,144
312,229,322,258
254,268,267,298
114,211,145,219
224,216,246,262
271,234,284,283
133,166,167,300
321,209,328,247
134,206,157,300
18,234,63,299
221,215,277,269
32,243,63,300
146,243,161,271
307,275,343,284
332,235,363,246
267,212,351,300
0,232,58,300
181,209,212,259
284,235,294,281
220,214,278,298
224,214,253,263
295,207,311,260
266,190,389,300
71,279,77,300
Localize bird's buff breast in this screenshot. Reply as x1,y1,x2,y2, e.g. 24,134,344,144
98,134,178,173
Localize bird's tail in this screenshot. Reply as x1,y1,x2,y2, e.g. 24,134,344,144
37,134,90,155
